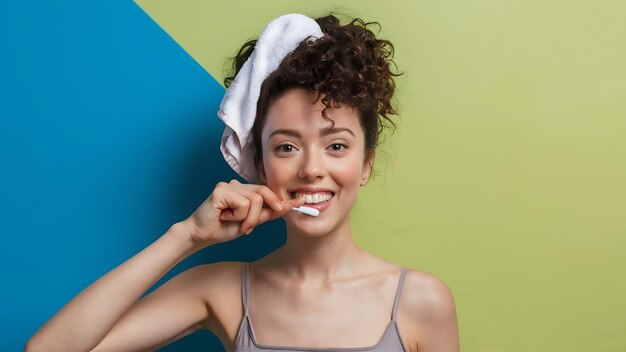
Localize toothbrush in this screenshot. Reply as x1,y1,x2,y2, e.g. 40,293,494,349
292,206,320,217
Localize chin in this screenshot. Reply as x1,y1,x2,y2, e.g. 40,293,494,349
283,212,348,237
284,216,327,235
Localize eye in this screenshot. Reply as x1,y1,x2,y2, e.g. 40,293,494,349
276,144,296,153
329,143,348,152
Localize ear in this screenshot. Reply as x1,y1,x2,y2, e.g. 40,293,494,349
360,151,375,186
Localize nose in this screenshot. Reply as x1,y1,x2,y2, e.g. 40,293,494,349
297,147,326,181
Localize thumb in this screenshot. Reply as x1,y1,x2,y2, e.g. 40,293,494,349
286,197,306,209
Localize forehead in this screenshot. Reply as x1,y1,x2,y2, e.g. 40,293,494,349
262,88,362,138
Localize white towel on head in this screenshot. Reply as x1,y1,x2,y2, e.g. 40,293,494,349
217,13,324,183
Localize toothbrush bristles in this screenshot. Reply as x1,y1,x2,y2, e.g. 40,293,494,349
292,206,320,217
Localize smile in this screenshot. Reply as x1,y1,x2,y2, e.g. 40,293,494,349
292,191,334,204
290,191,335,213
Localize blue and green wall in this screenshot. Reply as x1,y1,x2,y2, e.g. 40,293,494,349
2,1,625,351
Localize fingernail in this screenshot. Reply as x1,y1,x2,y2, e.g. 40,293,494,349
245,228,252,235
276,202,283,211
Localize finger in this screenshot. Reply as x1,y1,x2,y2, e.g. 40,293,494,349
239,192,264,234
213,185,242,221
256,196,306,224
233,183,284,212
218,184,276,224
218,191,250,222
220,209,236,221
257,206,286,224
285,196,307,209
248,185,284,212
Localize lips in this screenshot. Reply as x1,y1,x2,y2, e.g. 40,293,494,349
295,193,334,213
288,188,336,214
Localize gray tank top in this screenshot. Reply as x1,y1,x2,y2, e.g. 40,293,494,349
234,262,409,351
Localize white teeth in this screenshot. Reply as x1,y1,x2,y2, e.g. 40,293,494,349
294,192,333,204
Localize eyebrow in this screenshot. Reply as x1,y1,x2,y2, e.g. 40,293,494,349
269,127,356,139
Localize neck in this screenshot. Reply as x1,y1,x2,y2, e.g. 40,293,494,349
271,215,365,282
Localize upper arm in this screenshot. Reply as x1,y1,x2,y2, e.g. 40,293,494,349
410,273,460,352
89,264,212,352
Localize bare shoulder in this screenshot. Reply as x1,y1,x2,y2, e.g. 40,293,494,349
187,260,242,289
185,261,243,315
402,269,457,317
400,268,460,351
185,261,246,342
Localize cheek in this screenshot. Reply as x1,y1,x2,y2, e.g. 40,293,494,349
330,154,366,189
332,161,362,184
263,156,293,185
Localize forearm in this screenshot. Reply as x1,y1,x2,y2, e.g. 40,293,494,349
26,221,204,352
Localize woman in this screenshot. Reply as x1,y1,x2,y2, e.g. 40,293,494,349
26,13,459,352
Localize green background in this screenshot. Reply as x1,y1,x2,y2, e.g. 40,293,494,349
135,1,626,350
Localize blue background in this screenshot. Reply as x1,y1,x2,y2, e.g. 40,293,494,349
0,1,284,350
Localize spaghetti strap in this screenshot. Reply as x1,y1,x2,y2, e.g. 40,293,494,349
234,263,410,351
241,262,250,316
391,267,408,321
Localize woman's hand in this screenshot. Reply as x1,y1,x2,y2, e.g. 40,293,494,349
183,179,305,247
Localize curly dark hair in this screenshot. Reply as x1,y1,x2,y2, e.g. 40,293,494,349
223,13,403,176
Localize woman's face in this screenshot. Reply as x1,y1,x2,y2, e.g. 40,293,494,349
259,88,373,236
